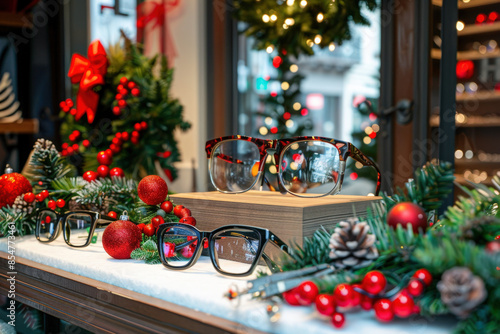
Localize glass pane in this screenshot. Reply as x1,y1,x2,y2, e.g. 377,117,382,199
212,228,260,275
280,141,341,196
64,213,93,246
37,210,59,242
210,139,261,192
161,226,198,267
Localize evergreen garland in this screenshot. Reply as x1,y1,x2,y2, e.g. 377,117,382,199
131,238,160,265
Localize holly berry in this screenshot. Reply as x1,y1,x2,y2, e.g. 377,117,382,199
97,151,113,166
131,88,140,96
112,137,122,146
315,294,336,316
407,278,425,297
373,299,394,322
387,202,428,233
360,295,373,310
151,215,165,230
179,216,196,226
56,199,66,208
362,271,386,295
41,190,49,199
127,81,136,89
486,241,500,253
24,192,35,203
173,205,186,217
140,121,148,130
351,284,362,307
282,288,301,306
296,281,319,306
333,284,355,307
143,223,155,237
109,144,120,154
121,132,129,141
134,123,142,131
163,242,176,258
83,170,98,182
108,211,117,219
35,193,44,202
48,199,56,210
179,208,192,218
105,149,113,157
119,76,128,85
97,165,110,178
137,223,145,233
161,201,174,214
331,312,345,329
109,167,125,178
413,269,432,286
392,292,414,318
82,139,91,147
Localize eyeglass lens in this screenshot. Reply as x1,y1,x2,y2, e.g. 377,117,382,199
37,210,59,241
210,140,261,192
280,141,341,196
64,213,93,246
161,225,199,267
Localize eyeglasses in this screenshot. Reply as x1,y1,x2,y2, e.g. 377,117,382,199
156,223,291,277
205,135,381,197
36,210,116,247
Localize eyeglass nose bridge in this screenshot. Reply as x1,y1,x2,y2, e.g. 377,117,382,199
261,148,288,194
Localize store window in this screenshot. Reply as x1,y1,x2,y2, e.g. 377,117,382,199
89,0,137,45
235,6,381,195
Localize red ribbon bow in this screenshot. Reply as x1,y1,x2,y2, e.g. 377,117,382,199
136,0,180,65
67,40,108,124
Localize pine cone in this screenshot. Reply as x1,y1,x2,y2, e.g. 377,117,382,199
12,194,34,215
437,267,487,318
328,218,378,269
69,200,109,215
33,138,59,159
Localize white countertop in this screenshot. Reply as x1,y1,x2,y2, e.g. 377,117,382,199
0,235,457,333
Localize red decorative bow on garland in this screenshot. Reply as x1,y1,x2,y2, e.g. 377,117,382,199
67,40,108,124
136,0,180,66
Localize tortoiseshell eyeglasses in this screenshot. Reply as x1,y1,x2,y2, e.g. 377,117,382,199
205,136,381,197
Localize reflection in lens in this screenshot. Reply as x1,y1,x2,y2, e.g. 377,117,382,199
161,226,198,267
210,140,261,192
213,228,260,275
280,141,340,196
37,210,59,241
65,213,93,246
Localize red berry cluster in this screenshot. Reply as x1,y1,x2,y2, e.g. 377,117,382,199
59,98,76,116
282,269,433,329
156,151,172,159
83,150,125,182
61,130,83,157
130,121,148,145
138,201,197,238
23,190,66,210
112,77,141,116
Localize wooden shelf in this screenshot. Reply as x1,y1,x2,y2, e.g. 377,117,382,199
458,21,500,36
0,119,39,134
430,114,500,127
456,90,500,101
454,173,495,186
455,158,500,166
431,48,500,60
0,11,32,28
433,0,500,9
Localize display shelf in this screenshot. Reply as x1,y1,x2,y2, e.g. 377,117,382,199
456,90,500,101
455,158,500,166
430,114,500,127
458,21,500,36
431,48,500,60
0,11,32,28
0,119,39,134
432,0,500,9
454,173,494,186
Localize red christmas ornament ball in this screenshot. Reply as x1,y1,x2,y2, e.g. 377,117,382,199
97,151,113,166
0,170,33,208
151,215,165,229
331,312,345,329
109,167,125,178
296,281,319,306
179,216,196,226
137,175,169,205
315,294,336,316
392,292,415,318
143,223,155,237
282,288,301,306
333,284,355,307
374,299,394,322
102,215,142,259
362,271,387,295
108,211,117,219
387,202,428,233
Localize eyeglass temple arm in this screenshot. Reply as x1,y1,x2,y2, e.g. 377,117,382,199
348,143,382,196
96,215,117,227
261,232,292,273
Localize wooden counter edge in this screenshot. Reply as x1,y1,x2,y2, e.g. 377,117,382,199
0,252,266,334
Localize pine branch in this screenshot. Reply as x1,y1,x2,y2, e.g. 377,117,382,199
278,228,331,271
130,239,160,264
0,207,36,236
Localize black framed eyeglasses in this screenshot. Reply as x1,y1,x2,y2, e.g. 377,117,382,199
205,135,381,197
156,223,291,277
35,210,116,247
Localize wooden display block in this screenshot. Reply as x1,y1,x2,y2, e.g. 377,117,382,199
170,191,381,246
